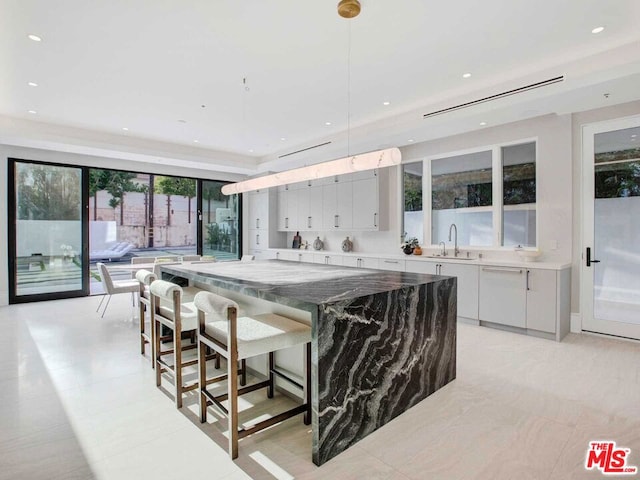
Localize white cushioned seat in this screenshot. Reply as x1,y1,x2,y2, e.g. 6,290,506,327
159,302,198,331
203,313,310,360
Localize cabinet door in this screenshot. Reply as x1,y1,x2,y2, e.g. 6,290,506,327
286,189,299,231
405,260,438,274
248,190,268,230
479,266,526,327
322,183,339,230
336,181,353,229
342,256,359,268
526,269,557,333
297,187,310,231
277,190,288,231
248,229,264,250
352,178,379,230
326,254,343,266
308,186,323,231
441,263,479,320
379,258,405,272
360,257,379,269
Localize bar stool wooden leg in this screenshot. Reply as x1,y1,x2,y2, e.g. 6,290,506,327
304,342,312,425
154,317,162,387
139,301,146,355
175,327,183,409
198,336,207,423
228,353,239,459
240,359,247,386
267,352,275,399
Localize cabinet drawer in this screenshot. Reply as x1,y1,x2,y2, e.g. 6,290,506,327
378,258,405,272
479,266,526,328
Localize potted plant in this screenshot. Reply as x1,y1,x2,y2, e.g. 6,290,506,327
401,236,419,255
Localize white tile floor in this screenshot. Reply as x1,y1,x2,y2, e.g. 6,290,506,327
1,295,639,480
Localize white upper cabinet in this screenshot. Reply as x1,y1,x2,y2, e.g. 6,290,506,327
248,190,268,230
296,183,323,231
352,177,379,230
322,181,353,230
276,168,388,232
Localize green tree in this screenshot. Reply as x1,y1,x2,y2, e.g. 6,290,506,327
17,164,81,220
201,182,226,223
103,171,139,225
155,177,197,225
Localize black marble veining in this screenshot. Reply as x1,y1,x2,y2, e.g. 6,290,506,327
161,260,457,465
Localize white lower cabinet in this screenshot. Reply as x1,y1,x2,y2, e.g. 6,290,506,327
343,256,380,269
525,268,557,333
441,263,479,320
479,266,527,328
313,254,343,265
378,258,405,272
406,260,479,320
479,266,561,333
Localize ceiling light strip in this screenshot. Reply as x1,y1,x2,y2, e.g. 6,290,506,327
423,76,564,119
222,147,401,195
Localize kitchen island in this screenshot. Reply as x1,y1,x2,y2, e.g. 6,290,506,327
162,260,457,465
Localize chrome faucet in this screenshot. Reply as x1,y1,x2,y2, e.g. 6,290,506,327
448,223,460,257
439,241,447,256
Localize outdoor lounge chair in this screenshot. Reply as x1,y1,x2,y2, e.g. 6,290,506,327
89,242,134,261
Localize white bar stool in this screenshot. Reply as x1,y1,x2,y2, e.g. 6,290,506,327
194,290,311,459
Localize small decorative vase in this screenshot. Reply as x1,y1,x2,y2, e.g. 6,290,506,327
402,245,414,255
313,236,324,251
341,236,353,253
413,246,422,256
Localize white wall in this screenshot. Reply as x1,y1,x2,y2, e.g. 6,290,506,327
402,114,573,264
0,144,246,306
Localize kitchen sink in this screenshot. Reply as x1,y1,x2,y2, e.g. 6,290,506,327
427,254,476,261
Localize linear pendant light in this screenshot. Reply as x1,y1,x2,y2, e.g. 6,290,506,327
221,147,401,195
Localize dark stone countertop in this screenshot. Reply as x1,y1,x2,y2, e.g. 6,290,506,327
161,260,448,306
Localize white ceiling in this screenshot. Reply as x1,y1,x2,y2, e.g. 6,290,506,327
1,0,640,173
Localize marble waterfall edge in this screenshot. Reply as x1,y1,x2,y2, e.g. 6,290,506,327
314,278,457,465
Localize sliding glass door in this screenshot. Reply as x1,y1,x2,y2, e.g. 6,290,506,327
8,159,88,302
200,180,240,261
8,161,241,303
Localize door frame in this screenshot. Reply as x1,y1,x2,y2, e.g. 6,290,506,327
580,114,640,339
7,158,90,304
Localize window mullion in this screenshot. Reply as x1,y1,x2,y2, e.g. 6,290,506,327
492,146,503,247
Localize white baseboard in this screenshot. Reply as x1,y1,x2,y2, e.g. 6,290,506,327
570,312,582,333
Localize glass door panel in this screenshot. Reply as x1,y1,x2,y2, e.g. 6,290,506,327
10,160,87,301
583,120,640,339
201,181,240,261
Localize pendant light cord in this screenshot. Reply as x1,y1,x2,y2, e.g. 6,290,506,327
347,22,352,158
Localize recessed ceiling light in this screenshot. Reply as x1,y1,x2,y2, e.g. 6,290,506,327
28,82,38,87
408,139,414,143
591,26,605,34
325,122,332,126
462,73,472,78
383,101,390,106
249,149,254,153
280,137,286,141
28,34,42,42
193,139,199,143
631,134,637,138
479,121,487,126
122,127,129,131
28,110,37,114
